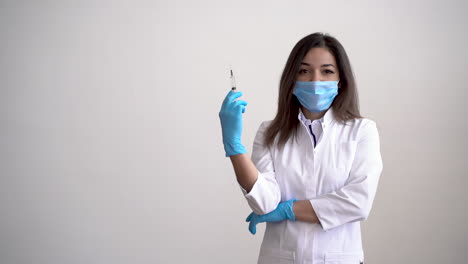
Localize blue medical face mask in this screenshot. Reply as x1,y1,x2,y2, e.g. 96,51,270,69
293,81,339,113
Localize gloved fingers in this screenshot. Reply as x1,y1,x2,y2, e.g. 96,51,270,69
233,99,248,106
223,90,243,105
220,103,245,116
248,219,258,235
232,100,247,113
235,105,246,115
246,212,255,222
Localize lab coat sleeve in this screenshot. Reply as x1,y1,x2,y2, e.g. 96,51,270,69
239,121,281,215
310,120,383,231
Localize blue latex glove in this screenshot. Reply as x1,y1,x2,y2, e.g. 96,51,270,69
219,90,248,157
245,199,297,235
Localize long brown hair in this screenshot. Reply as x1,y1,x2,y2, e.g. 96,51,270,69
264,32,362,149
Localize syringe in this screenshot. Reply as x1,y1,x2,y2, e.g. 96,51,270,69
230,66,237,91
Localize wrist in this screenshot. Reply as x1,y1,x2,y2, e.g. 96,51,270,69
224,141,246,157
287,199,297,221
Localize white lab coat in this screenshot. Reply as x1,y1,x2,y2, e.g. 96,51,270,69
240,107,383,264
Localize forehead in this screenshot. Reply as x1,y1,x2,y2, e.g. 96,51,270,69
301,47,337,66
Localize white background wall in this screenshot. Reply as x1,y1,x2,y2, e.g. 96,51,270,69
1,0,467,263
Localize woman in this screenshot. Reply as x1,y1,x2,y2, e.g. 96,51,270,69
219,32,383,264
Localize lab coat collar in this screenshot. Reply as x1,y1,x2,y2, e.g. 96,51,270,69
298,107,335,126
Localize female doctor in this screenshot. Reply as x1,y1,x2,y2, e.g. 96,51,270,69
219,32,383,264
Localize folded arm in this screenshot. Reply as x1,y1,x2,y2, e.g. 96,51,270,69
310,120,383,231
250,121,383,230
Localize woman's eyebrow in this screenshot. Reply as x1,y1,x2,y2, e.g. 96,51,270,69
301,62,335,68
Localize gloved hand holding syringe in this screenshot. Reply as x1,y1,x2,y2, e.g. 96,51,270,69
219,66,248,157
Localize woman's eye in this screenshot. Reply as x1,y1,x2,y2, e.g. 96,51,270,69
324,69,335,74
298,69,308,74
